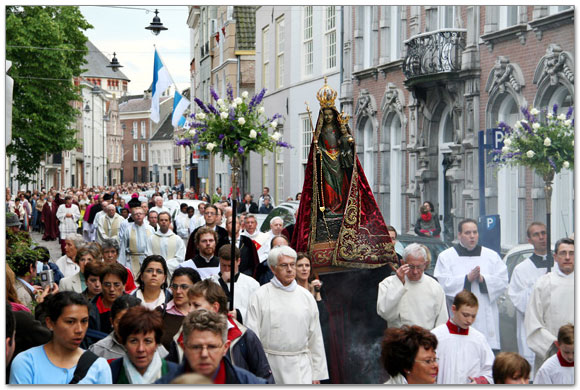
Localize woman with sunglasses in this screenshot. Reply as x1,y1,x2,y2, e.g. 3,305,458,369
132,255,172,310
9,291,112,384
160,267,201,350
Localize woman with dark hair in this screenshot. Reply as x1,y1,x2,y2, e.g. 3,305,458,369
82,261,105,301
109,306,179,383
295,252,323,301
101,238,137,293
160,267,201,350
59,245,100,294
132,255,172,310
9,291,112,384
414,201,442,238
381,325,439,384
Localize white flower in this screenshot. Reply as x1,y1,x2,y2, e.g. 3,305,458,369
242,91,249,99
547,112,553,119
564,119,572,127
270,121,278,129
544,137,551,147
220,112,228,120
189,129,196,136
563,161,570,169
234,97,243,105
558,113,566,121
520,119,528,124
504,138,512,147
514,121,522,129
249,129,257,139
197,112,206,120
532,122,541,130
530,108,540,116
526,150,535,158
572,140,575,147
238,117,246,125
206,142,216,151
231,102,237,109
502,146,510,154
270,132,281,141
258,107,265,114
217,98,224,106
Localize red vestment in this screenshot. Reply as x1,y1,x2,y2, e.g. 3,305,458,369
41,201,59,240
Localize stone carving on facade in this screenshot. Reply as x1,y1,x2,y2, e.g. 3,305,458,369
355,89,377,118
533,44,574,88
486,56,525,95
381,83,404,114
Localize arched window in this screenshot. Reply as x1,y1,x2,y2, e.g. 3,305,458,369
357,117,375,189
381,112,402,230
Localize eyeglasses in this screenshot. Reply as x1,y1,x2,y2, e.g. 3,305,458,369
276,263,296,270
415,357,439,366
406,264,425,271
171,283,192,291
186,343,223,353
103,282,123,289
204,212,216,216
144,268,165,275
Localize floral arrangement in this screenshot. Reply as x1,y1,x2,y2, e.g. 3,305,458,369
493,104,574,177
176,84,291,159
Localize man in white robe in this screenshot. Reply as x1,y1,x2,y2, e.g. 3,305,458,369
377,243,447,330
188,202,207,234
431,290,494,384
96,204,124,246
534,323,574,384
255,216,284,264
507,222,551,374
118,207,155,274
56,196,80,241
151,211,185,275
174,203,191,245
210,244,260,322
524,238,574,372
149,195,170,216
245,246,328,384
434,218,508,350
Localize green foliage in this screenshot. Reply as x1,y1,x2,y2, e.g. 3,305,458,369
6,6,93,184
492,105,574,177
6,232,36,277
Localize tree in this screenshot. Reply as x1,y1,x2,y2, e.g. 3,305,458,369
6,6,93,184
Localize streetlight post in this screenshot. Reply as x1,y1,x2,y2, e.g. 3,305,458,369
84,85,101,187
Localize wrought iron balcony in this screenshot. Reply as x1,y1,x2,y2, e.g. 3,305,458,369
403,29,467,80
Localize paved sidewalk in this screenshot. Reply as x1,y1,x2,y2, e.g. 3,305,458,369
30,230,62,261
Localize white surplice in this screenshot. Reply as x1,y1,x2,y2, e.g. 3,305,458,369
524,264,574,370
96,213,124,245
118,222,155,274
507,255,549,372
376,273,448,330
245,282,328,384
56,204,80,240
431,321,495,384
434,245,508,349
534,352,574,384
210,272,260,321
150,229,186,275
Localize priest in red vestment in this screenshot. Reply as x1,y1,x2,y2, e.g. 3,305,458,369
41,195,59,241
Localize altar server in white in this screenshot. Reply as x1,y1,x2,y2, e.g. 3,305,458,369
118,207,155,274
524,237,574,372
245,246,328,384
151,211,185,275
434,218,508,350
210,244,259,322
56,196,80,241
431,290,494,384
377,243,447,330
96,204,124,246
507,222,551,374
534,323,574,384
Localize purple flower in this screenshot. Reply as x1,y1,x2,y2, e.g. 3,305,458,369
234,140,240,146
254,88,266,106
521,121,533,135
276,141,292,148
227,83,234,101
520,106,533,122
548,157,557,171
238,146,245,154
218,134,225,140
229,107,235,121
553,103,559,115
191,122,205,128
497,121,510,130
271,113,282,121
207,103,219,115
194,98,210,114
566,106,574,119
175,138,192,147
210,86,219,101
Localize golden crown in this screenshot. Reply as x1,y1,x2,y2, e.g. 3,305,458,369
316,76,337,109
338,111,350,126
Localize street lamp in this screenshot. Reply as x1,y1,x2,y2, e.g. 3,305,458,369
106,52,123,72
145,9,168,36
84,85,102,187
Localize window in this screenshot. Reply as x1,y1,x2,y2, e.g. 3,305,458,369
133,167,138,181
380,6,401,63
381,112,402,231
275,16,285,89
548,5,572,15
439,6,455,28
262,26,270,90
303,7,314,77
324,6,337,70
133,144,138,161
141,144,146,161
301,114,312,164
276,127,284,202
132,122,138,139
499,6,518,29
357,118,375,189
141,121,146,139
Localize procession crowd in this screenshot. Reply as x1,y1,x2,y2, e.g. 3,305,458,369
5,183,574,384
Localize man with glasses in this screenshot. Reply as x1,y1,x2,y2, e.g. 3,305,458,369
246,246,328,384
507,222,551,376
118,207,155,274
156,309,266,384
151,211,186,275
377,243,447,330
185,205,228,260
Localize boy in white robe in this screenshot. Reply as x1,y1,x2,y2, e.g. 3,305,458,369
507,222,551,375
534,323,574,384
377,243,447,330
434,218,508,350
245,246,328,384
151,211,186,275
524,238,574,372
431,290,494,384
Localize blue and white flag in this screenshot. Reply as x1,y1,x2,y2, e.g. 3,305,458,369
150,49,172,123
172,91,190,127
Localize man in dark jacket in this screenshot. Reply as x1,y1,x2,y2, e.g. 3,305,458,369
237,193,258,214
155,310,267,384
